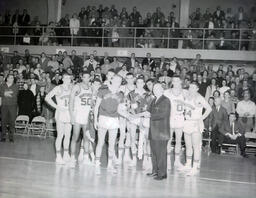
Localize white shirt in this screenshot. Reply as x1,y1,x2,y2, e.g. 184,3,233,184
236,100,256,117
69,18,80,35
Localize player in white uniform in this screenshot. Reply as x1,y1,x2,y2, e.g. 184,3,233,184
164,75,187,170
45,73,73,164
181,81,212,176
118,73,135,164
69,72,94,167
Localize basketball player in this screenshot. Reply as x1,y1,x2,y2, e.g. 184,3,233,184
118,73,135,164
45,73,73,164
69,72,94,167
94,75,131,174
182,81,212,176
78,78,102,162
126,74,148,167
164,75,187,171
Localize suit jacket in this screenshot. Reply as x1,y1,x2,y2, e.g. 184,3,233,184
142,58,156,71
208,106,229,129
148,95,170,140
219,120,245,136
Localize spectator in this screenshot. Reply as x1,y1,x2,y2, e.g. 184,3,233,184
219,79,230,99
47,55,59,73
0,74,19,142
16,72,26,90
51,71,63,85
17,82,35,120
219,113,248,157
83,54,98,72
69,13,80,45
130,6,141,26
213,6,225,21
208,97,229,154
236,90,256,132
142,53,156,71
117,64,128,79
110,57,122,72
62,51,73,71
221,90,235,115
205,78,219,101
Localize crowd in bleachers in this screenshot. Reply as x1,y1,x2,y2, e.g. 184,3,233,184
0,5,256,49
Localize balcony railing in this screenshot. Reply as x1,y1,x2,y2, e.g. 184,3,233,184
0,26,255,51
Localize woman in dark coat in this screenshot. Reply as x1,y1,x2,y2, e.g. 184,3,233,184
17,83,35,120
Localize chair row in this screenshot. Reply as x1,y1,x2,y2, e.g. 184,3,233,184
15,115,57,138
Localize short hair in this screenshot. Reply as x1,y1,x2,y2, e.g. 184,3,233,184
126,72,134,77
190,81,199,87
107,68,115,74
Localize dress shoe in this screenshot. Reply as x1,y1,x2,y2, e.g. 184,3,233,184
0,139,6,142
146,172,157,177
154,175,167,180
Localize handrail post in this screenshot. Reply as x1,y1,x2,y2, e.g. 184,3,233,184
167,28,170,48
134,27,137,48
14,27,17,45
238,29,242,50
202,28,205,50
102,27,104,47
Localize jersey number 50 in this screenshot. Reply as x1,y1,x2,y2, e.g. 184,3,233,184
81,98,91,106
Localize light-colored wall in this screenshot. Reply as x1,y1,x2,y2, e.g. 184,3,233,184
189,0,255,15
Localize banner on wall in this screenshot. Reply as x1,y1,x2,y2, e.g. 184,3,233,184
56,49,66,54
1,47,9,53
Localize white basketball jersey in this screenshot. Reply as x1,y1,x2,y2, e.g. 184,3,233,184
56,86,71,110
74,85,92,111
184,96,203,120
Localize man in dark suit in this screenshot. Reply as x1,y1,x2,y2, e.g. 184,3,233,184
142,53,156,71
124,53,138,72
219,113,248,157
144,83,170,180
208,97,229,153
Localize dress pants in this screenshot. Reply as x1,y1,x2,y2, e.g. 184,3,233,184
150,139,168,177
1,105,17,140
210,126,222,153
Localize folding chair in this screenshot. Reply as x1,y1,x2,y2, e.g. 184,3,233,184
46,118,57,138
15,115,30,136
29,116,46,138
245,132,256,155
202,129,211,156
220,143,239,156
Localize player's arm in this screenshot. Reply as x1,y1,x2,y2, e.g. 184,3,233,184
199,95,212,121
45,86,59,109
69,85,79,122
93,96,102,129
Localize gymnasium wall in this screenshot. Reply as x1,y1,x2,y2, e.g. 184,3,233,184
0,0,48,24
189,0,255,15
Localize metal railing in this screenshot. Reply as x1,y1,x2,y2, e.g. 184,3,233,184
0,26,255,51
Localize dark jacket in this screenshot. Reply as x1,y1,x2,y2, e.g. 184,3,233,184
219,119,245,136
148,95,170,140
208,106,229,129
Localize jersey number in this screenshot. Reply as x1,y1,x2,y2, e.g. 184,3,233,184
176,104,183,112
184,109,192,118
81,98,91,106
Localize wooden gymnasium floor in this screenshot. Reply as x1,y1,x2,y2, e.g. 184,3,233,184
0,136,255,198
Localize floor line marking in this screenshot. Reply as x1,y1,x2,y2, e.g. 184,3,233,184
0,156,256,186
